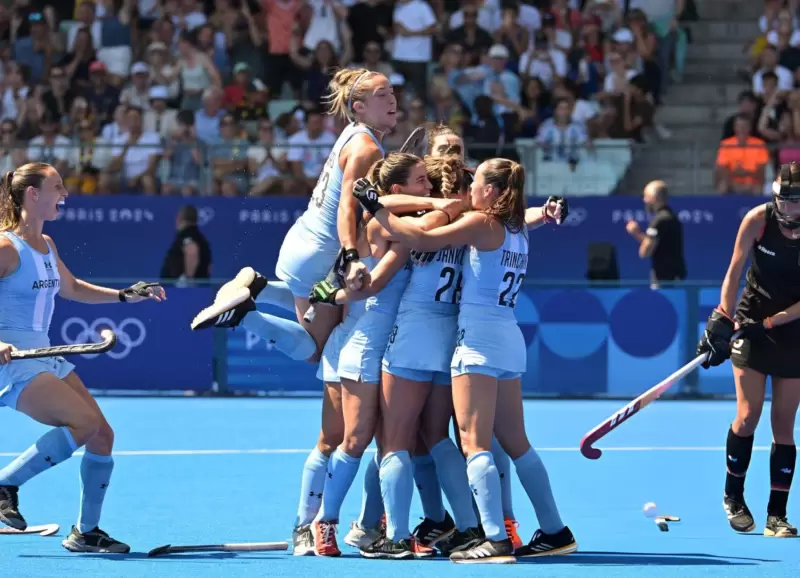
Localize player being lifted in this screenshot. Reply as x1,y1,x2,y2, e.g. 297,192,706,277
0,163,165,553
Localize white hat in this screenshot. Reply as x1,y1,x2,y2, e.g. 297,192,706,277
149,85,168,100
488,44,510,59
613,28,634,44
131,61,149,75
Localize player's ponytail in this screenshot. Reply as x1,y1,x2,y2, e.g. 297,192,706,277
482,158,526,233
366,153,420,196
0,163,53,232
424,154,465,199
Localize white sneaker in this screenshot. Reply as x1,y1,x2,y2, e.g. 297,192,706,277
292,525,315,556
344,521,382,549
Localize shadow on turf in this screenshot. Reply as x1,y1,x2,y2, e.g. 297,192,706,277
515,551,777,567
18,553,286,562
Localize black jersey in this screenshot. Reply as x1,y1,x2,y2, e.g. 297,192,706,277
736,203,800,340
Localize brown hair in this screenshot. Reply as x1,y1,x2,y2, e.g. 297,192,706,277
481,158,526,233
424,155,465,199
0,163,53,232
325,68,383,121
366,153,422,196
426,124,462,156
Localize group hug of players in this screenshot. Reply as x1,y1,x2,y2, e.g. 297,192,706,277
0,68,796,559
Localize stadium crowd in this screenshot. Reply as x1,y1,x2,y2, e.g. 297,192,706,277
716,0,800,195
0,0,689,196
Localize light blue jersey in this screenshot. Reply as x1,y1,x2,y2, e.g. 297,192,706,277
382,247,467,384
316,258,372,384
338,256,411,384
275,124,384,297
0,232,74,409
452,227,529,379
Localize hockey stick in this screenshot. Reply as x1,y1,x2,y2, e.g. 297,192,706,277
147,541,289,557
0,524,60,536
304,126,427,323
10,329,116,360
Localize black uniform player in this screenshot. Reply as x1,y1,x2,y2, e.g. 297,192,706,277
698,162,800,538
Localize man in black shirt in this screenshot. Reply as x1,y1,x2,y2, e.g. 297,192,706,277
160,206,212,284
624,180,687,288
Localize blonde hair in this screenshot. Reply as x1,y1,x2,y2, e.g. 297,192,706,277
0,163,53,232
481,158,526,233
325,68,382,121
424,155,465,199
366,153,422,195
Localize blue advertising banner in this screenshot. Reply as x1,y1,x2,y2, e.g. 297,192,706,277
223,286,690,396
46,196,764,282
48,287,215,391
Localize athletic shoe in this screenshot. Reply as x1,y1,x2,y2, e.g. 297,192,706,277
412,511,456,548
313,520,341,557
724,495,756,533
504,517,523,550
292,524,315,556
449,538,515,564
344,520,384,549
61,526,130,553
764,515,798,537
515,527,578,557
190,285,255,330
360,536,435,560
437,527,483,556
0,486,26,530
225,267,268,301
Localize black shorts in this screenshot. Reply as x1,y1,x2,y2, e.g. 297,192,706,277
730,335,800,378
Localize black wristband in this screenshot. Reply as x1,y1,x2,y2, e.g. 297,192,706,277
118,290,126,302
343,249,360,264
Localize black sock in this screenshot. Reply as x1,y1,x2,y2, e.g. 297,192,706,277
767,443,796,517
725,427,754,499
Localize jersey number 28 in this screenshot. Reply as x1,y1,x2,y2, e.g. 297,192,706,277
435,266,463,304
498,271,525,308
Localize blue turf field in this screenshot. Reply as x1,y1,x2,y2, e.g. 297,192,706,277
1,398,797,577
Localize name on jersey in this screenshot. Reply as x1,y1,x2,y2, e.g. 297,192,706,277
410,246,466,266
501,249,528,270
756,244,775,257
32,278,59,290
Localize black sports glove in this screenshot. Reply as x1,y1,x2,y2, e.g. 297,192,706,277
119,281,159,302
696,308,735,369
353,178,384,215
546,196,569,224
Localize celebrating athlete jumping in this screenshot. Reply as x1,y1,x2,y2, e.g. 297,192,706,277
0,162,165,553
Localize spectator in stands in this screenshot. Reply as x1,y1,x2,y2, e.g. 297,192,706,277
195,23,228,73
146,42,181,102
209,112,249,197
356,40,394,79
68,2,101,51
87,60,121,129
194,87,225,143
392,0,438,100
263,0,303,98
41,67,76,124
494,2,528,65
537,96,587,167
541,12,571,52
290,39,341,106
173,31,221,111
60,26,96,94
66,118,112,195
627,9,661,103
0,120,26,176
634,0,688,88
14,12,57,86
0,63,29,122
223,63,266,121
599,50,636,98
757,75,787,147
779,91,800,166
517,77,552,138
102,104,129,144
97,0,135,86
519,31,567,90
482,44,521,129
446,2,494,67
715,114,770,195
464,95,502,163
162,110,207,197
753,45,793,94
722,91,760,139
225,7,265,83
120,62,153,111
603,74,654,143
287,107,335,193
144,86,179,140
27,113,72,178
248,118,290,196
103,105,162,194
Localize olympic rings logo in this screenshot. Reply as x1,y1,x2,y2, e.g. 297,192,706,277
61,317,146,360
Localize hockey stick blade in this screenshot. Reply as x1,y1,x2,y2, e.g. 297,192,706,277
579,353,709,459
148,541,289,557
0,524,60,536
10,329,116,360
399,126,426,154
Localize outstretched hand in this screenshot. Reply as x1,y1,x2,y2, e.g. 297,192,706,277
120,282,166,303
